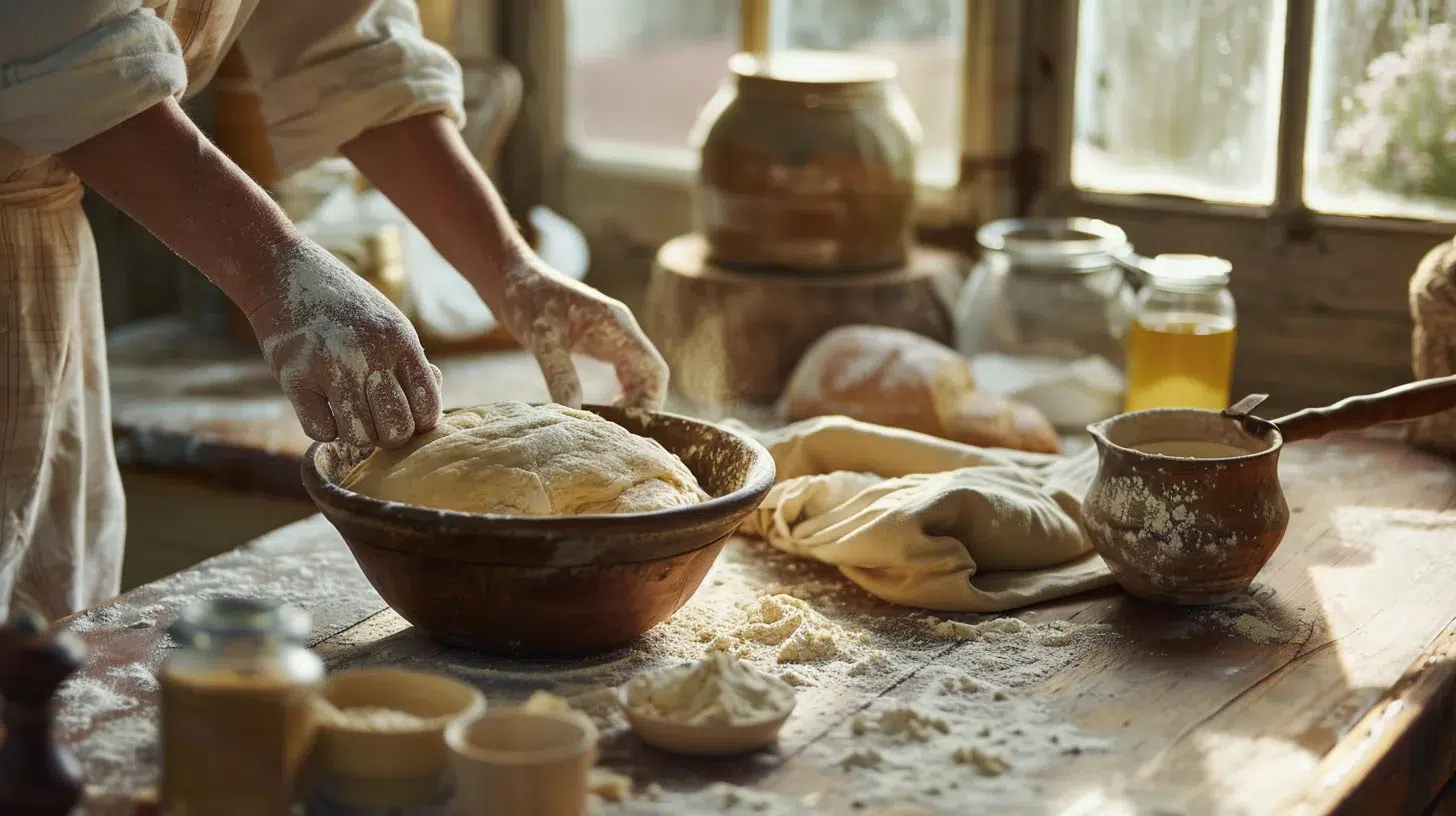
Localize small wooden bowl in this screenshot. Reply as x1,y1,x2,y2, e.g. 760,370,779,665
301,404,776,657
309,668,485,806
617,677,795,757
446,708,597,815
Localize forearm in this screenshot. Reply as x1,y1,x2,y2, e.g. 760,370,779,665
341,113,526,305
57,98,302,312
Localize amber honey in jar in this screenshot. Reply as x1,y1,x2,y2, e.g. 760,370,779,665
161,597,324,816
1124,254,1237,412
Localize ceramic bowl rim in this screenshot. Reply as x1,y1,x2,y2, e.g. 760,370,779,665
316,667,487,734
1087,406,1284,463
445,708,596,766
300,403,778,536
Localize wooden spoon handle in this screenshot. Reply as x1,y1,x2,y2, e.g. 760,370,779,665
1272,374,1456,443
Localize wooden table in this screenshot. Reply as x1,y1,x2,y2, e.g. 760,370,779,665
56,424,1456,814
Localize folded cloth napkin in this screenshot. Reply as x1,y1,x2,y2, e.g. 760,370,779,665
728,415,1114,612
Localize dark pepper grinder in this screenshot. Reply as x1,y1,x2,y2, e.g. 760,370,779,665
0,609,86,815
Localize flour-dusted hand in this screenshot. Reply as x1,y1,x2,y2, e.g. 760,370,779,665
244,240,443,448
491,251,668,411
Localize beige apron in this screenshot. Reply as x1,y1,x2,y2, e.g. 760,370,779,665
0,162,126,620
0,0,462,619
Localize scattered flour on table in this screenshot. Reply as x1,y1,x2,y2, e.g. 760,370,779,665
72,715,160,797
108,663,161,692
704,594,870,664
1196,595,1293,645
312,538,1111,815
67,529,365,648
599,782,815,816
591,609,1109,815
1232,614,1287,644
57,677,140,732
624,653,795,726
759,579,841,601
799,615,1111,813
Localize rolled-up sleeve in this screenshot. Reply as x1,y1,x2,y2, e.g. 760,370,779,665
0,2,186,156
238,0,465,178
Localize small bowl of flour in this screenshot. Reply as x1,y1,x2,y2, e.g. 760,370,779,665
309,667,486,806
620,652,797,756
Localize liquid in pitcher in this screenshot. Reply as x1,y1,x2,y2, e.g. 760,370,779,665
1124,313,1236,411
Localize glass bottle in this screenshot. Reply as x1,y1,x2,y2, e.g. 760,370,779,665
1123,254,1238,412
160,597,324,816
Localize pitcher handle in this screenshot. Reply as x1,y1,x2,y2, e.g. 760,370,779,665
1272,374,1456,443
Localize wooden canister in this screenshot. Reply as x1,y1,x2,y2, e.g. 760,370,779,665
644,233,961,406
692,51,922,273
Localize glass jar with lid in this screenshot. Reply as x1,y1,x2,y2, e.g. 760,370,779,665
954,217,1137,429
161,597,324,816
1123,254,1237,412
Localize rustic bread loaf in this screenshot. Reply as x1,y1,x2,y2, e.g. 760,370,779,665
780,325,1062,454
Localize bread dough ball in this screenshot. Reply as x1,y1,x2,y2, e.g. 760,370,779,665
339,402,709,516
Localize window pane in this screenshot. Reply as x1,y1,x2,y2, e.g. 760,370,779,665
771,0,966,186
1305,1,1456,220
1071,0,1287,204
565,0,738,156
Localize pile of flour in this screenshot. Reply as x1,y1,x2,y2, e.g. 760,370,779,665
623,652,795,727
704,593,871,664
319,705,431,732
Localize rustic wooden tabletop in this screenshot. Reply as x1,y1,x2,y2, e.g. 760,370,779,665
56,415,1456,814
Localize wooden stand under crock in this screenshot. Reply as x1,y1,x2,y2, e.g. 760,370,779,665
644,233,961,406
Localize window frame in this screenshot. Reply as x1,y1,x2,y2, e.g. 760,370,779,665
1025,0,1454,413
1031,0,1456,238
501,0,1019,250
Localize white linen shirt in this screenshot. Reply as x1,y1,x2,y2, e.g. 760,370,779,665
0,0,465,177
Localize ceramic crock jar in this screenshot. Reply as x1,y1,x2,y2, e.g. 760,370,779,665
954,217,1139,429
691,50,922,272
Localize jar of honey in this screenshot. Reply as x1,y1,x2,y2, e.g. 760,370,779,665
161,597,324,815
1123,254,1237,412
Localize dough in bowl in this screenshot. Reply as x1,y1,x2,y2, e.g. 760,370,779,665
339,402,710,516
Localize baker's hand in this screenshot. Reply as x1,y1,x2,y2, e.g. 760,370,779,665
244,240,443,449
489,250,668,411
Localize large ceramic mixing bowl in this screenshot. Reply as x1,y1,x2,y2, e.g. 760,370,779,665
302,405,776,657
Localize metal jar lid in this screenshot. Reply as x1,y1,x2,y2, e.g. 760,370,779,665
167,597,312,650
1143,253,1233,293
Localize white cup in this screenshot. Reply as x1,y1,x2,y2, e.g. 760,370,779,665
445,708,597,816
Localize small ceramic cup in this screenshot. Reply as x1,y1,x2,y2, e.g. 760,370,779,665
307,667,485,808
446,708,598,816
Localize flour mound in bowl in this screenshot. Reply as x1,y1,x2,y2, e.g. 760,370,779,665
339,401,710,516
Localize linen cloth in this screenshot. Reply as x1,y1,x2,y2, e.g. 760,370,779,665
0,0,464,619
733,415,1115,612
